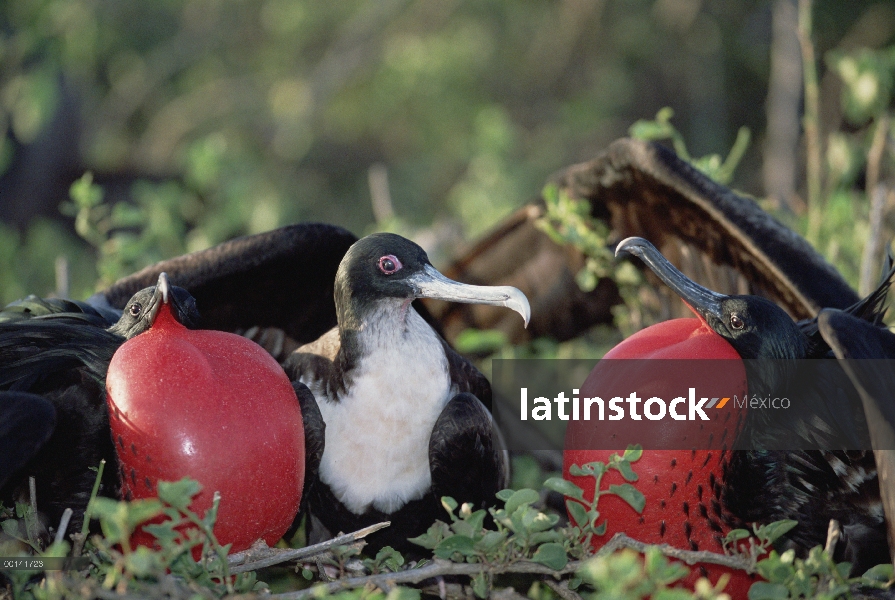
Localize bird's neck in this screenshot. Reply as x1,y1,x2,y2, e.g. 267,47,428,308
335,296,419,384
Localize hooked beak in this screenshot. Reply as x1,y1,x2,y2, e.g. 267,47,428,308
408,264,531,327
145,272,171,325
615,237,727,323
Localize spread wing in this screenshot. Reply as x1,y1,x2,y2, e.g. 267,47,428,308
429,138,858,344
818,308,895,571
95,223,357,346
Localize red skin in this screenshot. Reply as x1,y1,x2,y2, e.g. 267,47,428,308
106,304,305,553
564,318,758,598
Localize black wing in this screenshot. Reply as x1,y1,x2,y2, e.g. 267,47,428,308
799,254,895,353
441,338,492,411
429,393,508,511
95,223,357,346
430,139,858,344
817,308,895,572
0,392,56,488
0,295,119,326
0,320,123,390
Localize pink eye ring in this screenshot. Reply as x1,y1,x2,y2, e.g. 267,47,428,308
378,255,402,275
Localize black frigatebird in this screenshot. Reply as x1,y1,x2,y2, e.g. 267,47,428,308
615,236,895,574
283,233,530,552
819,308,895,568
435,139,861,346
0,273,200,536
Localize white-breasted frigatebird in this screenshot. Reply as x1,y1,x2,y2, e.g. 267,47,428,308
0,273,199,537
284,233,530,552
615,236,895,575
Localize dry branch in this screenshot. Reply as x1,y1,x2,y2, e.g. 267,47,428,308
227,521,391,574
266,531,755,600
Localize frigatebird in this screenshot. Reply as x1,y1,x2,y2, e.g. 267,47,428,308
0,273,199,536
615,236,895,574
819,308,895,568
284,233,530,552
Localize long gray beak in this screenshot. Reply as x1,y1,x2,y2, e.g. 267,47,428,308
409,264,531,327
615,237,727,321
146,272,171,324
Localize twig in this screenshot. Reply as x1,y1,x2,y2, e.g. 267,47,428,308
545,579,584,600
27,476,39,543
798,0,824,243
268,558,584,600
81,459,106,537
266,531,756,599
825,519,841,555
859,114,890,296
595,532,755,572
55,508,74,546
227,521,390,574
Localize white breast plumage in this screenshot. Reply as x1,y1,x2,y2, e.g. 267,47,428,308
307,307,453,514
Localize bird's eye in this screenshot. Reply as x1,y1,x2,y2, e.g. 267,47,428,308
730,314,744,330
378,255,402,275
128,303,142,317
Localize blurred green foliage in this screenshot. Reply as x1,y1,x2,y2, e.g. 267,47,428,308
0,1,888,304
799,39,895,293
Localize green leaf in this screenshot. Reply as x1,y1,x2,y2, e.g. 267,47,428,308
70,172,104,209
543,477,584,500
495,489,514,502
608,483,645,514
526,511,559,533
504,489,540,515
471,573,489,599
386,587,421,600
143,520,180,546
434,534,476,559
450,519,476,538
725,528,751,542
124,546,162,577
622,445,643,462
454,329,508,355
409,522,449,549
609,459,638,482
126,499,164,529
862,562,894,582
529,530,563,545
755,520,798,544
584,462,608,477
1,519,18,537
531,543,568,570
568,464,593,477
157,478,202,511
566,500,588,528
592,520,607,536
748,581,790,600
475,531,507,552
653,589,696,600
465,509,487,533
441,496,459,514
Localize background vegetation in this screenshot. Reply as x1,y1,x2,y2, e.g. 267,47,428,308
5,2,895,597
2,1,894,303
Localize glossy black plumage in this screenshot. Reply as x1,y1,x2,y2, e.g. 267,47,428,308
94,223,357,348
0,275,199,536
434,139,859,345
617,236,895,573
284,233,528,553
819,309,895,568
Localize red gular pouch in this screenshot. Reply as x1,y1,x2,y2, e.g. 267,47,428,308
564,316,759,599
106,303,305,554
